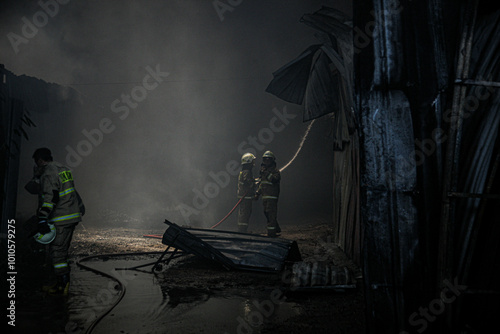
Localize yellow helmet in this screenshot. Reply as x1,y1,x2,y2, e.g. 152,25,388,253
241,152,256,165
262,151,275,160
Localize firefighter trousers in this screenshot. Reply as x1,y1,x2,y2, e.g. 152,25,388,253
50,222,78,276
263,199,280,236
237,199,252,232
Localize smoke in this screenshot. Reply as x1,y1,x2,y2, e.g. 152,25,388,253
1,0,351,229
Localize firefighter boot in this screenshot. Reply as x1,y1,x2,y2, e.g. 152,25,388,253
267,225,282,237
48,274,70,296
267,225,277,237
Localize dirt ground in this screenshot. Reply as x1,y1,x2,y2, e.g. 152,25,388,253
5,217,366,334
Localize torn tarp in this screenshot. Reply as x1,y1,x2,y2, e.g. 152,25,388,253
161,220,302,272
265,44,321,105
265,44,340,122
265,6,354,125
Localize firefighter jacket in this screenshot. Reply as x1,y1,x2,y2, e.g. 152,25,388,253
237,165,255,199
257,163,280,200
37,161,84,225
25,166,45,209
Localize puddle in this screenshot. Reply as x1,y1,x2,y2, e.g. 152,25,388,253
67,256,302,334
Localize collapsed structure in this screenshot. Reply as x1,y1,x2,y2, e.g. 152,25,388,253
155,220,356,291
159,219,301,273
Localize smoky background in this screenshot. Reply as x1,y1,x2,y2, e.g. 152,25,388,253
1,0,351,230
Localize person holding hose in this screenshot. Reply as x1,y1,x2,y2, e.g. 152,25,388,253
237,153,257,232
255,150,282,237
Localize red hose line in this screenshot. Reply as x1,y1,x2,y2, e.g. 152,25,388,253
142,192,249,237
201,121,314,230
210,190,250,229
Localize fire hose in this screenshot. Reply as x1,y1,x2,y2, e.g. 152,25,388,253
75,251,165,334
210,119,316,229
76,119,315,332
210,190,249,229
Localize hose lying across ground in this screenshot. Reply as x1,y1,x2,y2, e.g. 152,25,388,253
76,119,316,333
75,251,165,334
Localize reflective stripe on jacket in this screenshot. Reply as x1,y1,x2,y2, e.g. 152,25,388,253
237,167,255,199
38,161,83,225
257,164,280,199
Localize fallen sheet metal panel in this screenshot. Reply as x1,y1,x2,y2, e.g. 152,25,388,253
161,220,302,272
289,261,357,291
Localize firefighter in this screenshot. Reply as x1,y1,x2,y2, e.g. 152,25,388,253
255,150,282,237
237,153,256,232
31,148,84,295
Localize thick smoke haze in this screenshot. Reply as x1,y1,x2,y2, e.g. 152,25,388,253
1,0,351,230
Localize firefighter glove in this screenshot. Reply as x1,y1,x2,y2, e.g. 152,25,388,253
37,220,51,234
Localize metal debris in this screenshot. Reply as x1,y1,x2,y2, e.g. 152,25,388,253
160,220,302,273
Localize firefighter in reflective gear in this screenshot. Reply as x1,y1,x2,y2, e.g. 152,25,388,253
31,148,84,295
255,151,282,237
237,153,256,232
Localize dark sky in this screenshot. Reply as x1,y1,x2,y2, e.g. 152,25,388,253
1,0,352,229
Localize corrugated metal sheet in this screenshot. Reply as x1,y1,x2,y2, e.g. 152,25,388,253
161,220,302,273
355,0,500,332
332,133,361,264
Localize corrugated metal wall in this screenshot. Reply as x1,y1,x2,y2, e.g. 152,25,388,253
332,130,361,265
355,0,500,332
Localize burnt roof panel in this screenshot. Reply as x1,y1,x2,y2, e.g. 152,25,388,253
161,220,302,272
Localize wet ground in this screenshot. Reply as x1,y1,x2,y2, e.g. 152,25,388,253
6,217,366,334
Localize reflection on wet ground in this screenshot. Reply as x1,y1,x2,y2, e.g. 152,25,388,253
68,255,302,334
11,223,365,333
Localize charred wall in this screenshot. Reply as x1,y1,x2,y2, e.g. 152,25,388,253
355,0,500,332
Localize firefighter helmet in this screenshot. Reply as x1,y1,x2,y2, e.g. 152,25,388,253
241,153,256,165
34,223,56,244
262,151,275,160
